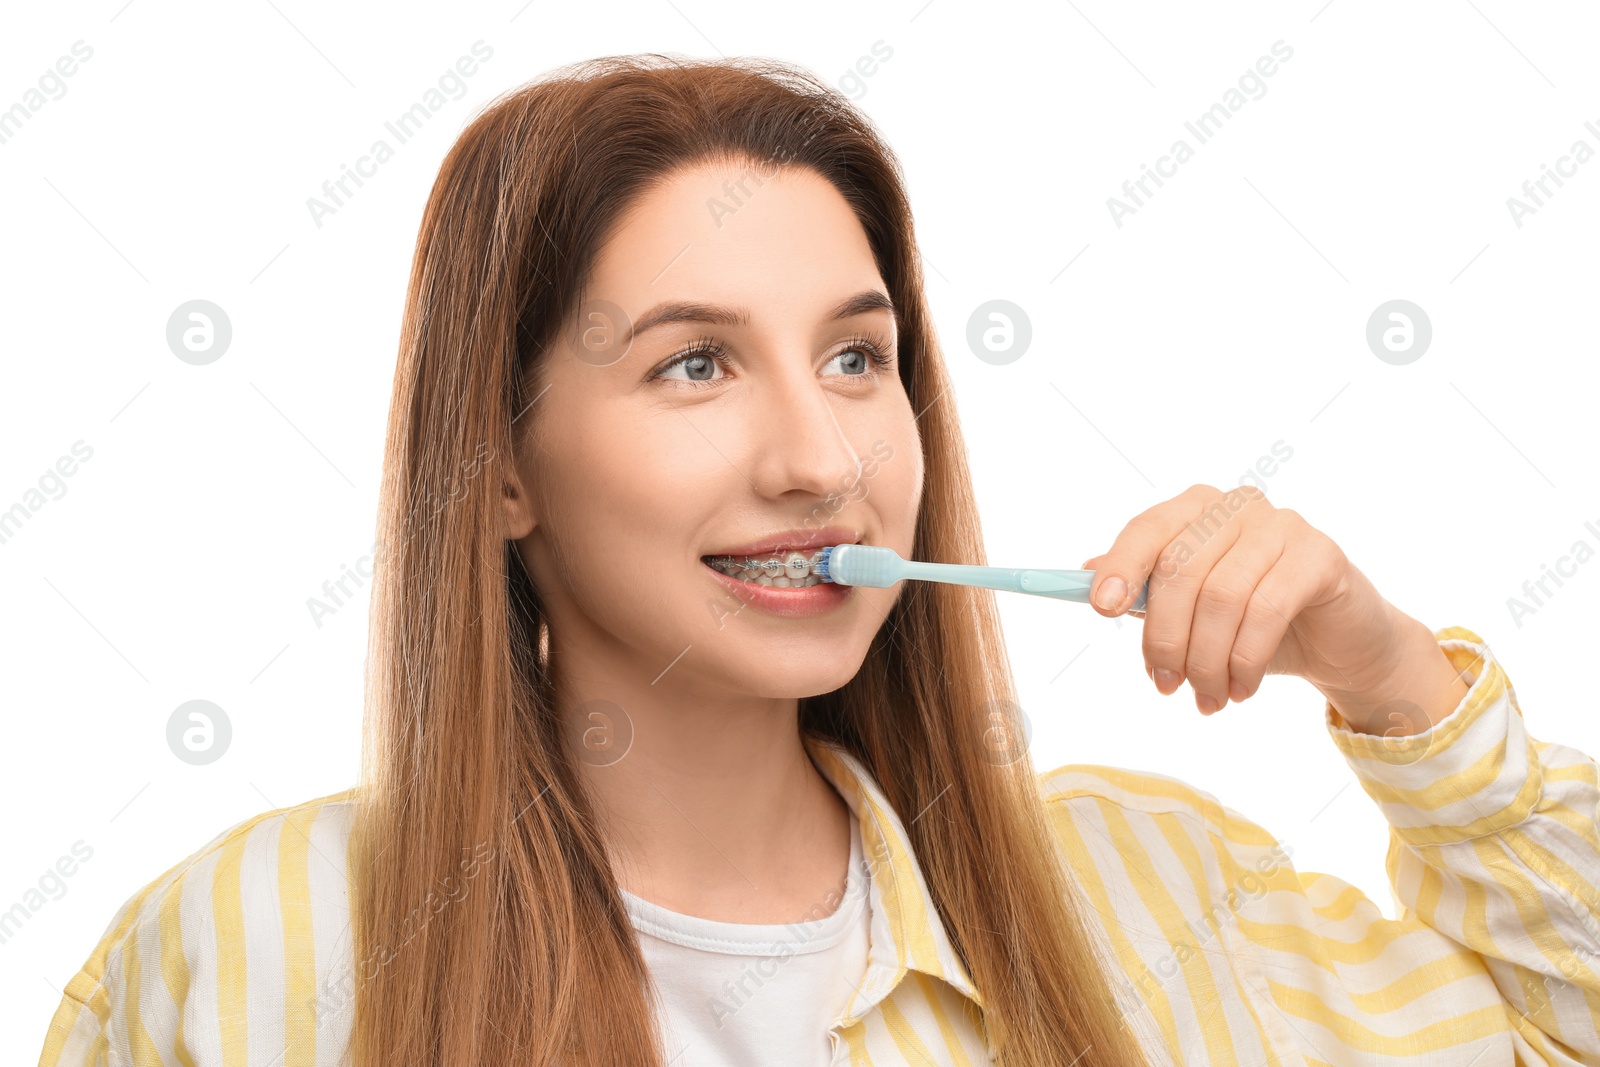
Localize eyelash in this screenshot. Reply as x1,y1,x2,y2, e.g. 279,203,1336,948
650,332,895,389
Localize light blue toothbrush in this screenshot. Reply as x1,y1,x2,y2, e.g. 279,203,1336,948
814,544,1149,612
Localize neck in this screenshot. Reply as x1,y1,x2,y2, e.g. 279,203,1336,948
553,658,852,925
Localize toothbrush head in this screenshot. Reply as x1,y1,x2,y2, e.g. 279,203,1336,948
814,543,901,588
814,545,839,582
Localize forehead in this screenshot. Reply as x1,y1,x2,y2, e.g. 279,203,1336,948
586,160,886,326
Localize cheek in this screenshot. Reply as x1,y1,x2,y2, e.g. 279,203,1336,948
530,452,694,645
872,418,923,544
532,408,714,598
546,401,689,507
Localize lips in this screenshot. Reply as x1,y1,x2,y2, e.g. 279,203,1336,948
701,525,861,560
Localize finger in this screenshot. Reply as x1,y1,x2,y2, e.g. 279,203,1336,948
1183,530,1284,713
1088,485,1220,617
1141,510,1243,696
1227,533,1344,702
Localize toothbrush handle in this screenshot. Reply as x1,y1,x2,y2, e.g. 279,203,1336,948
1018,569,1150,612
896,561,1150,613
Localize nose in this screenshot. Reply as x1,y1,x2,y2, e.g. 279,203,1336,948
746,373,863,503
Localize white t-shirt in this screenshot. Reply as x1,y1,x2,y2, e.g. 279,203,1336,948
619,816,871,1066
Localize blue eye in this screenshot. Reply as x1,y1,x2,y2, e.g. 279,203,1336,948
831,334,895,376
651,337,731,387
660,352,726,382
648,333,895,389
826,343,883,376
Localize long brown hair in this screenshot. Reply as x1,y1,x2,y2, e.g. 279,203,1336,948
350,53,1155,1066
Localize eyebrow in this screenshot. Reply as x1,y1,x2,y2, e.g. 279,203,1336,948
622,289,896,346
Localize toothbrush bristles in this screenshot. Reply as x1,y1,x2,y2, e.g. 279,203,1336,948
815,545,835,583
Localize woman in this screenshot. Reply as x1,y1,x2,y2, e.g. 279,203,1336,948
38,54,1600,1067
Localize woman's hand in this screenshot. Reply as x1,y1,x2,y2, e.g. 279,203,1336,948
1081,484,1469,735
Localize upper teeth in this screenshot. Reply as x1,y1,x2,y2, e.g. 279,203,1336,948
706,550,824,582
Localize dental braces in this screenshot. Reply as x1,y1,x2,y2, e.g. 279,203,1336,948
706,553,822,575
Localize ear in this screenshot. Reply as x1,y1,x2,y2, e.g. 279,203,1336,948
502,466,537,541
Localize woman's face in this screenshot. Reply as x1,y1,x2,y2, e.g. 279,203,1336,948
505,159,924,701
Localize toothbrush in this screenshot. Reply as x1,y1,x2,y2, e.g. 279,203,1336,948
813,544,1150,612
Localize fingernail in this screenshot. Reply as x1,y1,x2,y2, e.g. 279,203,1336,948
1095,576,1126,612
1229,678,1248,702
1153,668,1181,693
1196,692,1219,714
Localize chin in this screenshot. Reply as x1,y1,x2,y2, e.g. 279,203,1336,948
730,655,866,701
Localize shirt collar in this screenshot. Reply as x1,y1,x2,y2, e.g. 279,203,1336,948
802,734,987,1021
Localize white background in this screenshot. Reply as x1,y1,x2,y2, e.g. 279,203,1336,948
3,0,1597,1054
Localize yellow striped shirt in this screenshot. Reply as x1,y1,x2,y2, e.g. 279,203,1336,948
38,625,1600,1065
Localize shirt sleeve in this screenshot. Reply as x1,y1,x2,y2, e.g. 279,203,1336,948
1322,623,1600,1063
37,898,138,1067
37,837,201,1067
